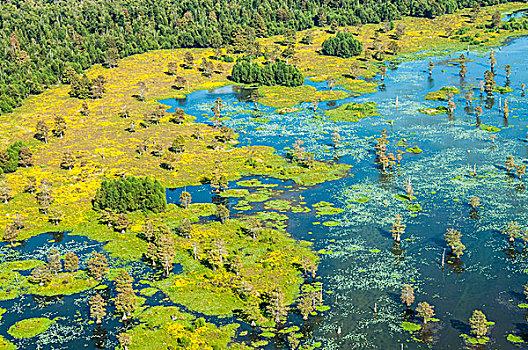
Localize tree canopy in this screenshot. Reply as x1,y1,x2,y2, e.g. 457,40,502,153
321,32,363,58
93,176,166,213
231,60,304,87
0,0,515,114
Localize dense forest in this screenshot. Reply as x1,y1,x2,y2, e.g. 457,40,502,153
231,60,304,86
93,176,166,213
0,0,517,114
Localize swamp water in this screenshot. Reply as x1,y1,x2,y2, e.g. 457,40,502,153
0,37,527,349
162,36,528,349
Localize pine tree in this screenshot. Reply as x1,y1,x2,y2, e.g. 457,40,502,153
64,252,79,272
89,294,107,324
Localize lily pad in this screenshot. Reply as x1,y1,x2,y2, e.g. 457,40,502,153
322,221,340,227
507,334,524,343
406,146,423,154
401,322,421,332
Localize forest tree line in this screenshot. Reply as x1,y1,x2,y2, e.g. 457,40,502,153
0,0,516,114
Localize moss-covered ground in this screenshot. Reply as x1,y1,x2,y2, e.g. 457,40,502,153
7,317,55,339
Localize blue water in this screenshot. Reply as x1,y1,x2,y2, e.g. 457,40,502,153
2,35,527,349
163,36,528,349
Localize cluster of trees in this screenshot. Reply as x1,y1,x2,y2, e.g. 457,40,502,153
502,16,528,31
0,0,519,114
374,129,402,172
289,139,316,169
142,222,176,276
231,60,304,87
0,141,32,175
34,115,68,144
321,32,363,58
29,249,80,286
68,73,106,100
93,176,166,213
399,285,490,340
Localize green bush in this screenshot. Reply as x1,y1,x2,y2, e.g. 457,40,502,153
231,60,304,87
321,32,362,58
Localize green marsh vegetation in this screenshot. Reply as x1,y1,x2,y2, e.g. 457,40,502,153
0,1,527,349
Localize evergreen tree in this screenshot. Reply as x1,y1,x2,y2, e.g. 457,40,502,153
321,32,363,58
70,74,93,99
93,176,166,213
